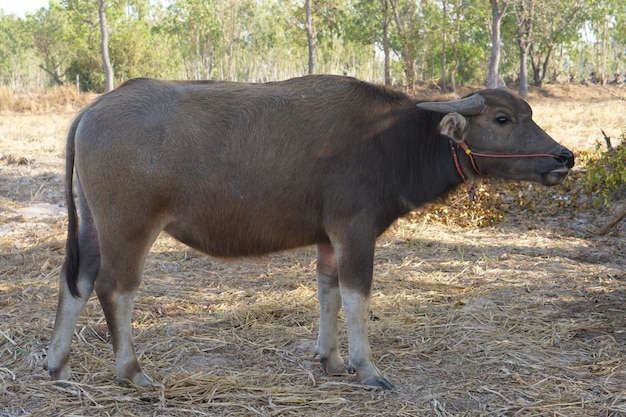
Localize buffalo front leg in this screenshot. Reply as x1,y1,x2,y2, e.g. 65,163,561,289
340,286,394,389
335,238,395,390
314,243,347,375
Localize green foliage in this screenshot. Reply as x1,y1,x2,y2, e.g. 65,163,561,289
28,3,73,86
65,55,103,92
0,12,38,89
0,0,625,89
580,133,626,207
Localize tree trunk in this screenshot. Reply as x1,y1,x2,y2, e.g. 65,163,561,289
486,0,507,88
449,0,463,93
530,52,542,86
529,43,551,87
519,46,530,96
99,0,114,92
228,0,238,81
389,0,415,88
39,64,64,86
441,0,447,91
515,0,533,97
305,0,315,75
599,15,609,85
382,0,391,85
450,47,458,92
541,46,552,84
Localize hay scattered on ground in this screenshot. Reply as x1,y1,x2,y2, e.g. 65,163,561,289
1,92,625,416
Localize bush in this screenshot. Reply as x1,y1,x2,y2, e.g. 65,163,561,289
579,132,626,207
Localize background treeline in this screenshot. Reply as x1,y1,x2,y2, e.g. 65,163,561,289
1,0,625,93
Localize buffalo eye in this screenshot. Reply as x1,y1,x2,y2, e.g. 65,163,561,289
495,116,511,125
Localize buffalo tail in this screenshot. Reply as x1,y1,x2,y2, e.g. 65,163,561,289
64,115,81,298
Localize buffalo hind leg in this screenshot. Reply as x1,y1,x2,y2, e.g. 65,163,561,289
314,243,347,375
95,226,162,388
96,275,152,388
46,211,100,382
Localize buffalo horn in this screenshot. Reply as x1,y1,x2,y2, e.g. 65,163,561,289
416,94,486,116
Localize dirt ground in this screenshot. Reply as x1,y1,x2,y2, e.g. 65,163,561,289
0,85,625,416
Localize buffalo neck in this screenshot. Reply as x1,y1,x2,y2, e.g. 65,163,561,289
389,107,465,213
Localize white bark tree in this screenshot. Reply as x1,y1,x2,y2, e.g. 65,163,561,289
99,0,114,92
486,0,507,88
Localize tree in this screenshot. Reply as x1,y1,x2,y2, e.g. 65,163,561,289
388,0,418,87
512,0,533,96
305,0,315,74
165,0,223,80
29,4,71,86
62,0,106,90
441,0,447,90
381,0,391,85
224,0,241,80
486,0,507,88
0,12,38,90
99,0,113,91
108,1,179,81
242,0,305,81
584,0,626,84
527,0,586,86
2,0,626,90
427,0,487,91
445,0,483,92
348,0,391,84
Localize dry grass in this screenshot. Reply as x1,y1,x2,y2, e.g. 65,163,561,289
527,83,626,151
0,84,625,416
0,85,95,113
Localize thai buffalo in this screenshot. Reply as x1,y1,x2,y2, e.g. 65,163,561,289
45,75,574,390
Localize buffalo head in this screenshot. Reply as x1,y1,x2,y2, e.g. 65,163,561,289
417,89,574,186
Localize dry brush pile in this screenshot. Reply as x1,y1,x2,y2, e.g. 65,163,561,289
0,86,625,416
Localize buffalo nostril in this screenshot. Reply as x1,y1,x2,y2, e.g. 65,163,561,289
556,149,574,168
564,150,574,168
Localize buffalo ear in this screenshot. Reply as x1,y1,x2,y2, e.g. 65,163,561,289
438,112,468,143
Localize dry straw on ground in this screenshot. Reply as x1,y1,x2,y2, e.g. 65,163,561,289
0,84,625,416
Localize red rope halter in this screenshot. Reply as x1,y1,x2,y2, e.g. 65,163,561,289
450,140,559,201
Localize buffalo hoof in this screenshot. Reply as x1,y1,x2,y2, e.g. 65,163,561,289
49,376,72,388
118,372,163,390
45,362,71,384
361,376,395,390
347,362,395,390
315,350,347,376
